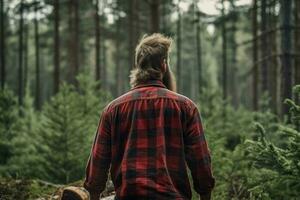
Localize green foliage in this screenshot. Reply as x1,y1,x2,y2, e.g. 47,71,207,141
245,86,300,199
38,75,110,184
0,89,18,140
0,89,18,167
4,92,42,179
39,84,87,183
194,88,300,199
196,88,300,199
0,74,110,185
197,88,256,199
0,179,58,200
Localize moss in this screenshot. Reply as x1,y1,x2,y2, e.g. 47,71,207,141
0,179,58,200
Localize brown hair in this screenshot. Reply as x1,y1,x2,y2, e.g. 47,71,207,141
130,33,173,87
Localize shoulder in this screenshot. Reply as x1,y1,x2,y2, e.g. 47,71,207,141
162,88,198,110
103,88,198,113
102,90,136,113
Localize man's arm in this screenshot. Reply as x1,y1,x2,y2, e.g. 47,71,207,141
184,106,215,199
84,110,112,199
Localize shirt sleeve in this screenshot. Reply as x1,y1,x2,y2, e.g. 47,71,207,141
184,106,215,195
84,108,112,196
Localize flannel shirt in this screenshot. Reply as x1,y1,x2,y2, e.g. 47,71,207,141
84,80,215,200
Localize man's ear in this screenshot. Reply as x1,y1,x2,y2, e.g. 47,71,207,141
161,59,167,73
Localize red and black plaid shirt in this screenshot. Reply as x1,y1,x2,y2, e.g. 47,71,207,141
84,80,215,200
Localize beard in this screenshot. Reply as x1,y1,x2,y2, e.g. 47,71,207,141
162,67,177,92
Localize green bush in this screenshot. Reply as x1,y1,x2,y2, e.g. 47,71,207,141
0,74,110,184
38,74,110,184
245,86,300,199
0,89,18,170
196,89,256,199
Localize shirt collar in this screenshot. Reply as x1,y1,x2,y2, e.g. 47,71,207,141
132,79,167,90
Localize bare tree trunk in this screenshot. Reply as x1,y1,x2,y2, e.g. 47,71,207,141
280,0,292,115
101,37,107,90
95,0,101,83
115,0,122,96
261,0,268,93
68,0,79,86
176,1,182,92
134,0,140,44
34,1,41,110
74,0,79,80
229,1,238,108
18,0,24,108
294,0,300,129
54,0,60,94
221,0,227,102
252,0,258,110
269,1,278,114
161,1,166,34
68,0,74,85
129,0,134,70
295,0,300,86
0,0,5,89
24,24,28,93
194,0,202,97
150,0,160,33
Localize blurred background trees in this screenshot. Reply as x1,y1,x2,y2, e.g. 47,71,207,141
0,0,299,114
0,0,300,199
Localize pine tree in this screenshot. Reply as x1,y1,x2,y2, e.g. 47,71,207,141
38,74,109,183
246,85,300,198
0,89,18,170
6,92,42,178
38,84,85,183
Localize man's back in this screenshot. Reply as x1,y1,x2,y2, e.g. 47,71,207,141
84,80,215,200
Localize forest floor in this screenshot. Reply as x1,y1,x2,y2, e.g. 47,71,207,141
0,179,115,200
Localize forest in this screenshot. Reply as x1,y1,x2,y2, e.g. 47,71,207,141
0,0,300,199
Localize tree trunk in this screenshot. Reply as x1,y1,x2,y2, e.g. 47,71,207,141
68,0,79,86
294,0,300,129
229,1,238,108
74,0,79,80
252,0,258,110
53,0,60,94
194,0,202,97
261,0,268,93
24,24,28,93
115,0,122,96
34,1,41,110
95,0,101,83
280,0,292,115
176,1,182,92
134,0,140,44
18,0,24,108
269,1,278,114
150,0,160,33
129,0,134,70
101,37,107,90
221,0,227,102
0,0,5,89
161,1,166,34
295,0,300,86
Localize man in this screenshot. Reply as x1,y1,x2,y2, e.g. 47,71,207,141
84,33,215,200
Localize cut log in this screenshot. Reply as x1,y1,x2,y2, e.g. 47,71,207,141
61,186,89,200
